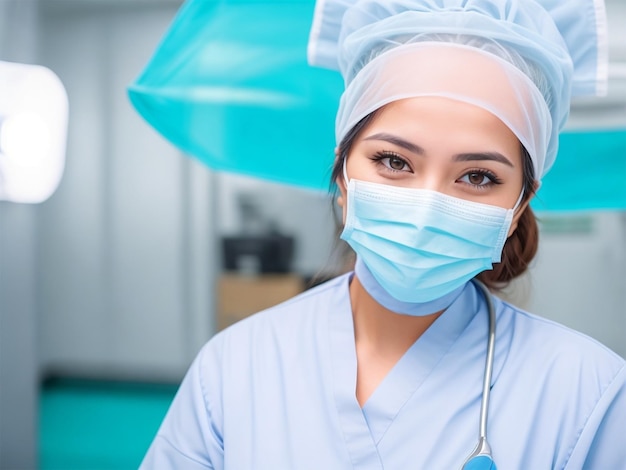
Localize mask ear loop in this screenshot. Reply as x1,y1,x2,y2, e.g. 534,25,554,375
342,157,350,187
511,188,527,217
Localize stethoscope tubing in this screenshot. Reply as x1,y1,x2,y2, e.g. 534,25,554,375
476,280,496,442
461,280,497,469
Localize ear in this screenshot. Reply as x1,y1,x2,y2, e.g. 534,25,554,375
337,192,345,209
334,147,348,218
336,162,347,209
336,182,348,224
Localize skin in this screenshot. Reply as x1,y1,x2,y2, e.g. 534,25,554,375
335,97,532,406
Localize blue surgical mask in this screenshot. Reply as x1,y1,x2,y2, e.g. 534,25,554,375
341,177,518,304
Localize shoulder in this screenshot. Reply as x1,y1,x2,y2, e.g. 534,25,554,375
496,299,625,373
198,272,351,364
187,273,352,437
492,294,625,398
217,272,350,339
488,297,626,467
496,299,625,421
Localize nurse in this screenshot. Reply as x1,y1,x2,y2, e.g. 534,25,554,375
140,1,626,469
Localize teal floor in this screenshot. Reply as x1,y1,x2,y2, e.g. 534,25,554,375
39,379,178,470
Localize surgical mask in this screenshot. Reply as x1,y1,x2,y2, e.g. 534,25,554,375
354,256,466,316
340,175,520,305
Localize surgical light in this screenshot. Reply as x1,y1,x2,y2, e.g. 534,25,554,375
0,60,68,204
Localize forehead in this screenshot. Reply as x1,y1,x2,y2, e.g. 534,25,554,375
364,97,521,157
374,96,514,127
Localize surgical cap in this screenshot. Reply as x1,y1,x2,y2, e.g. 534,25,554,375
308,0,608,179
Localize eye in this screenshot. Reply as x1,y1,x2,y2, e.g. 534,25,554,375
458,170,502,188
371,151,411,173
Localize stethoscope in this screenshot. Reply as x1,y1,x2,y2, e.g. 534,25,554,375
461,280,497,470
342,161,499,468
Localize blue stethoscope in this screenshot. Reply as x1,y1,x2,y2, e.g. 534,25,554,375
461,280,497,470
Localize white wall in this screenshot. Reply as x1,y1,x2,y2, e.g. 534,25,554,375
35,0,342,383
0,1,40,467
511,213,626,359
37,0,216,381
216,173,341,276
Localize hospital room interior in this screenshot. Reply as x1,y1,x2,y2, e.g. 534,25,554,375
0,0,624,468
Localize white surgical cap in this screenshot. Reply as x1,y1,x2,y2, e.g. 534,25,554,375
308,0,608,179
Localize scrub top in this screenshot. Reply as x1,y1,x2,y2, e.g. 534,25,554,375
140,273,626,469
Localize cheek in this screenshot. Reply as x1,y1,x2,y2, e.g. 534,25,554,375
345,151,379,182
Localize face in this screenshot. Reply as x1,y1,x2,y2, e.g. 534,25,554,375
337,97,530,235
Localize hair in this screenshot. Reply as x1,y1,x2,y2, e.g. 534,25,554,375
330,111,539,292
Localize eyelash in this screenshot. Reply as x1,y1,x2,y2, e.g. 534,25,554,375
459,168,503,189
369,151,504,190
369,151,411,173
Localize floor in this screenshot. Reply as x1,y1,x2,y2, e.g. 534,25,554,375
39,379,177,470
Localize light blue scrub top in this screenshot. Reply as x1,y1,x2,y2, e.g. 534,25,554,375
140,273,626,469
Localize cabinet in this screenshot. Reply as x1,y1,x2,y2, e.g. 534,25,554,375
217,274,304,331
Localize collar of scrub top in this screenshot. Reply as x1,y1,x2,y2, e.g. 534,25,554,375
307,0,608,180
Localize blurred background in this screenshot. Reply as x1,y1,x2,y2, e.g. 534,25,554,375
0,0,624,469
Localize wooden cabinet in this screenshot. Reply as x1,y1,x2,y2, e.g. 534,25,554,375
217,274,304,331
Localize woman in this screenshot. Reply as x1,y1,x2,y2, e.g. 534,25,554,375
140,1,626,468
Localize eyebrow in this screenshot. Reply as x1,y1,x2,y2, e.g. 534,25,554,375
453,152,514,167
363,133,425,155
364,132,514,167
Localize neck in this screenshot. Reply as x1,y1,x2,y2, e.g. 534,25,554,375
350,274,444,406
349,274,443,355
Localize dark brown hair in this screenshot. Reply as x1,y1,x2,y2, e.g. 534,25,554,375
331,111,539,291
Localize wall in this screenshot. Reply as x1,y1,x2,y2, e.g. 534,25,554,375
36,0,215,381
35,0,342,385
519,0,626,358
216,172,341,276
0,1,40,467
524,213,626,358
